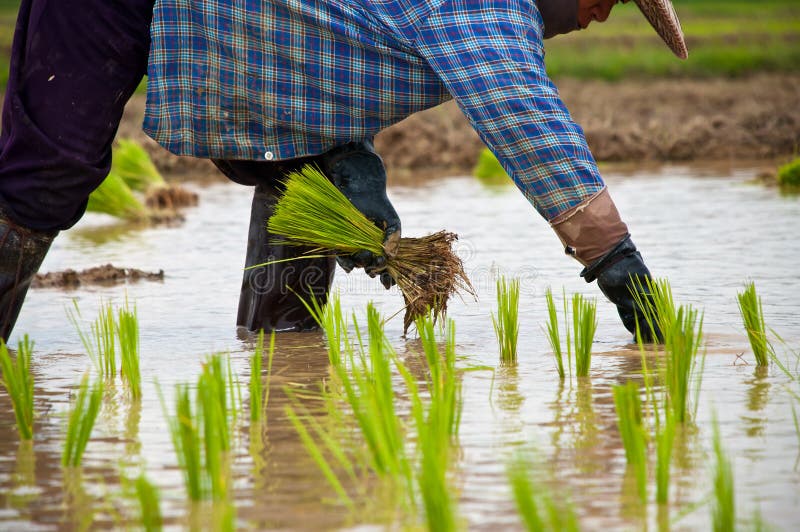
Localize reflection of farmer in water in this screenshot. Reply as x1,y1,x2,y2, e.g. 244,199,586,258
0,0,687,340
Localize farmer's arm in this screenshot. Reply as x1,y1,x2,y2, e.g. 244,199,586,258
410,0,657,338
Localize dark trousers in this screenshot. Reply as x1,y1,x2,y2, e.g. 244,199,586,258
0,0,334,331
0,0,155,232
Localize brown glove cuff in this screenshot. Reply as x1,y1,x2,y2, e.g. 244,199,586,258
550,187,629,267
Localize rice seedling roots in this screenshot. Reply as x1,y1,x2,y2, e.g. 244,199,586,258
392,231,474,331
145,185,199,210
267,166,475,331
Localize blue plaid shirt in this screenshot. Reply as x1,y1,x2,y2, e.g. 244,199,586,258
144,0,605,220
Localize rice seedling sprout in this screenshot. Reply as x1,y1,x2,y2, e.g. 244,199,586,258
507,455,545,531
634,278,705,424
196,354,237,502
164,383,204,501
68,300,117,379
249,330,268,423
655,410,675,505
572,293,597,377
544,288,565,379
134,474,163,532
0,336,35,440
493,276,520,365
62,374,104,467
86,170,147,220
737,281,771,366
665,305,705,424
409,313,463,530
507,454,580,532
612,381,647,503
117,298,141,398
266,165,474,330
712,416,735,532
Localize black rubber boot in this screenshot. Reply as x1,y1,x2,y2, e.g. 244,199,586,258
237,184,336,332
581,236,661,342
0,210,56,341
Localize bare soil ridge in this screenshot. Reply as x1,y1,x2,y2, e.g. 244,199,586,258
32,264,165,289
117,75,799,183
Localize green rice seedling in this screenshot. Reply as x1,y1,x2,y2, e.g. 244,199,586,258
655,410,675,505
711,417,735,532
507,455,545,531
544,288,565,379
69,300,117,379
225,355,243,427
290,303,416,512
612,381,647,503
737,281,771,366
351,304,412,486
197,355,236,502
112,138,166,192
634,277,705,424
62,374,104,467
300,289,349,368
86,170,147,220
507,454,580,532
249,330,263,423
117,298,141,398
632,276,677,344
0,336,35,440
493,276,520,365
664,305,705,424
284,398,355,509
165,383,204,501
266,165,474,330
572,293,597,377
417,413,457,532
134,474,163,532
415,313,462,441
410,313,464,530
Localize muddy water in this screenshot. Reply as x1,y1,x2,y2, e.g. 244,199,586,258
2,164,800,530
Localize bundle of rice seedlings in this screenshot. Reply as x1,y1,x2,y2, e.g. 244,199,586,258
472,148,510,185
113,138,198,210
112,139,166,192
86,171,148,220
266,165,474,331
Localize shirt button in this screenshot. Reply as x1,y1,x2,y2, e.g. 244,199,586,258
264,151,274,161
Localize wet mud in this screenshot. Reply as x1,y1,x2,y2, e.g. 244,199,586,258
32,264,164,289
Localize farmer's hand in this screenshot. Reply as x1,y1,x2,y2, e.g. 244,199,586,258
321,140,400,289
581,236,662,342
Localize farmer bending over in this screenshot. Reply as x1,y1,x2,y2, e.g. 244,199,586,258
0,0,687,340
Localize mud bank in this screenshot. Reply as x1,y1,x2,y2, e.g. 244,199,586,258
117,74,799,183
32,264,164,289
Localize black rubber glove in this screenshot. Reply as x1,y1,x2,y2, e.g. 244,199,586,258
581,236,662,342
320,140,400,290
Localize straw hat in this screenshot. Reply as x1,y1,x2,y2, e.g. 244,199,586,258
632,0,688,59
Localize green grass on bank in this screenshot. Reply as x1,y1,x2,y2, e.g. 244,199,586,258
0,0,796,93
545,0,800,80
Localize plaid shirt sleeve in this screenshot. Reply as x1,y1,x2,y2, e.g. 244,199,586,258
405,0,605,221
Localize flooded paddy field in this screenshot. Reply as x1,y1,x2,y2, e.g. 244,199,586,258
1,164,799,530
